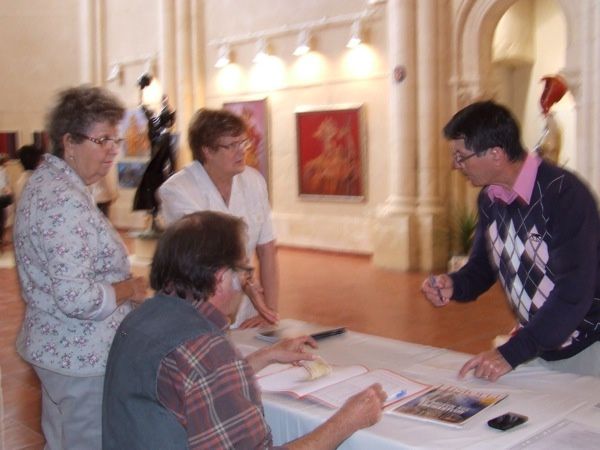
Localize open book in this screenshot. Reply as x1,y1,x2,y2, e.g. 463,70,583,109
257,364,431,408
388,385,507,427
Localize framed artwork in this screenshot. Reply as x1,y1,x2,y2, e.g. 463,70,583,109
296,105,365,200
32,131,50,152
117,160,148,189
117,107,153,190
120,107,152,158
0,131,19,159
223,98,270,188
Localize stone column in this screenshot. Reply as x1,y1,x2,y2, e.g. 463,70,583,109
79,0,103,84
415,0,446,270
175,0,194,166
190,0,206,110
372,0,418,270
159,0,177,117
579,0,600,192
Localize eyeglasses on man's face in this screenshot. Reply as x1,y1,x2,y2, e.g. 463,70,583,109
73,133,124,149
216,138,251,153
233,263,254,278
453,150,478,166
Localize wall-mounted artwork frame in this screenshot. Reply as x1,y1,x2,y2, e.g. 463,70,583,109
0,132,19,159
120,107,152,158
32,131,50,152
223,98,270,190
116,108,152,190
117,160,148,189
296,104,366,201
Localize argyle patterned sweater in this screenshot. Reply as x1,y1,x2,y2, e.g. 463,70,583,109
450,160,600,368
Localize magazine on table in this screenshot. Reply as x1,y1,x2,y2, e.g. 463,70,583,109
387,384,508,428
257,364,431,409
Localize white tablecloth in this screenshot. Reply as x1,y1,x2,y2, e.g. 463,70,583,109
230,319,600,449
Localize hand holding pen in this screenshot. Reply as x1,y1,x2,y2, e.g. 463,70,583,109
420,273,452,307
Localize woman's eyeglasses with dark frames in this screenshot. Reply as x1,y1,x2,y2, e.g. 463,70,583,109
73,133,124,149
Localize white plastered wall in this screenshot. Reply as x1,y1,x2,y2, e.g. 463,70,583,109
3,0,600,268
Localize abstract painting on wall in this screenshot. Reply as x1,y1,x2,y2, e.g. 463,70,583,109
295,105,365,201
223,98,270,190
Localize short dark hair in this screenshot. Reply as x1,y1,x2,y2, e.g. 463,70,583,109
46,85,125,158
17,145,44,171
443,100,526,162
150,211,246,302
188,108,246,163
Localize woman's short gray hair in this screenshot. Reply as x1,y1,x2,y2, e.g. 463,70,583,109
46,85,125,158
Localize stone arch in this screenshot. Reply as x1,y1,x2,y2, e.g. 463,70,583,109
453,0,580,106
447,0,584,238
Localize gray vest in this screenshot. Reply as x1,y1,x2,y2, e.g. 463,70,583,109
103,294,221,450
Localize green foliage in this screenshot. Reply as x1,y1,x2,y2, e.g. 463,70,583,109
453,208,478,255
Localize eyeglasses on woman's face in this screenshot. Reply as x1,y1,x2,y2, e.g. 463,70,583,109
73,133,124,149
216,138,251,153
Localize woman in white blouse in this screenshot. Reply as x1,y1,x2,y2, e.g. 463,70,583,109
159,108,279,329
14,85,148,450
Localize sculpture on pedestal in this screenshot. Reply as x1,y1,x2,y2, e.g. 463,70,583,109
132,73,176,236
534,74,568,164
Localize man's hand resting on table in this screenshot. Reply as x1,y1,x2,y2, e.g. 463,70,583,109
246,335,318,373
459,349,513,382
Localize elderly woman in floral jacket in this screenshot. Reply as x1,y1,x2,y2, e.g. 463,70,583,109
14,85,148,450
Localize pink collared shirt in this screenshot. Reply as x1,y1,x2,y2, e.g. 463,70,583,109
487,153,541,205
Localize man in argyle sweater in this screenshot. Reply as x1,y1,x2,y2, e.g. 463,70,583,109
421,101,600,381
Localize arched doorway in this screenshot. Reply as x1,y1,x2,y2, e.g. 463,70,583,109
449,0,579,213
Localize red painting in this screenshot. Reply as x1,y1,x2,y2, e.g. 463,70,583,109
0,132,18,159
32,131,50,152
296,106,365,200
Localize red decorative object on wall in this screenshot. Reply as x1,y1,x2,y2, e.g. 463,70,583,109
539,75,568,116
0,132,18,158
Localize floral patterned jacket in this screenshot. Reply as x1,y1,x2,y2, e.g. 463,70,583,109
14,154,133,376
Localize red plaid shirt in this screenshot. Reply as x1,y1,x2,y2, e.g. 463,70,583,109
157,301,282,449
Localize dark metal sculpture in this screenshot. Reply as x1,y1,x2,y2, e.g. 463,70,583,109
132,75,176,236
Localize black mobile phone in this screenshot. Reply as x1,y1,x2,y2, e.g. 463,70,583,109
487,412,528,431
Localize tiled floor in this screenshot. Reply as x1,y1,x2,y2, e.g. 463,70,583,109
0,238,514,449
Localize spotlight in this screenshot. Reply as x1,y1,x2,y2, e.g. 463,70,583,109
215,43,231,68
347,20,363,48
253,38,270,64
106,63,122,83
293,29,312,56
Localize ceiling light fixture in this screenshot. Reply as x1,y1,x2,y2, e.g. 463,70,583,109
253,38,270,64
293,29,312,56
106,63,122,83
215,43,232,68
346,20,363,48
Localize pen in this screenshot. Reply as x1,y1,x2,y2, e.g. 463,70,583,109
429,274,443,302
388,390,407,402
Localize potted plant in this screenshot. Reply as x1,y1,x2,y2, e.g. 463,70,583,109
448,208,477,272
